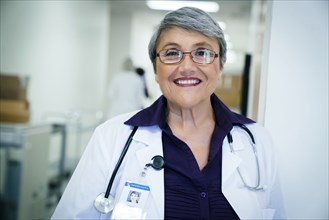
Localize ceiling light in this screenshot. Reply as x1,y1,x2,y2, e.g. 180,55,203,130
146,1,220,13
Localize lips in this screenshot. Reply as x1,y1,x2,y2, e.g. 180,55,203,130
174,78,202,86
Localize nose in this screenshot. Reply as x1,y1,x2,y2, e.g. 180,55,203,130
179,52,196,71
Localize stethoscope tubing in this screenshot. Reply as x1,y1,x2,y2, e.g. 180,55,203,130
95,123,266,214
103,123,264,200
227,123,265,191
104,126,138,198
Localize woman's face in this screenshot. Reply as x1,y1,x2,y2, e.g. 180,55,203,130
130,193,138,202
155,27,221,109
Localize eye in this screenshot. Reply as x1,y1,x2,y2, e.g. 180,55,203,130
194,48,213,57
163,49,181,57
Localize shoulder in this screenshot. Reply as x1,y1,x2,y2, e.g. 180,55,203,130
245,123,277,172
99,111,138,129
93,111,139,141
230,122,273,153
245,123,273,146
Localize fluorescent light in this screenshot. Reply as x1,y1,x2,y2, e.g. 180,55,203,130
146,1,220,13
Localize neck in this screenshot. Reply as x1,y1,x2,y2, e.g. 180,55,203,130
167,99,215,131
166,98,216,171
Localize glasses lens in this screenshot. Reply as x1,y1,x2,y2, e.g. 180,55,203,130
192,49,215,64
159,49,182,64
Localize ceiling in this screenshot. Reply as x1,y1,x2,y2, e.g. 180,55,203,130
109,0,260,72
110,0,253,18
110,0,253,31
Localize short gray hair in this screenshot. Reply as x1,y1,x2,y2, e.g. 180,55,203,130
148,7,227,71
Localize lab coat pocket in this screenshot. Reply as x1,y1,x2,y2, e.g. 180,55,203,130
262,208,275,219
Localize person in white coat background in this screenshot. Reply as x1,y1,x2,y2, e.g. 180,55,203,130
52,7,286,220
107,57,144,119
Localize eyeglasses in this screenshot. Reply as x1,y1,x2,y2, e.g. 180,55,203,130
157,48,219,64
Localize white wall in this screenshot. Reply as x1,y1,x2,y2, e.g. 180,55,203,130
108,11,132,78
0,1,111,123
261,1,328,219
130,11,164,100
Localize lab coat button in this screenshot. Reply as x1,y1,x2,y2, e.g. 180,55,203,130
200,192,207,198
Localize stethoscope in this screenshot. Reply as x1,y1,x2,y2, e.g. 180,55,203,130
94,126,165,214
94,123,265,214
227,123,267,191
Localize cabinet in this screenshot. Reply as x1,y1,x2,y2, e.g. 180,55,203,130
0,123,51,220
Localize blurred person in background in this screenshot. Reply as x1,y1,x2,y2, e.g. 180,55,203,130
107,58,144,119
135,67,150,99
52,7,285,220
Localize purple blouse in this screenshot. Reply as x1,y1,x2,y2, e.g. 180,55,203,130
125,94,254,220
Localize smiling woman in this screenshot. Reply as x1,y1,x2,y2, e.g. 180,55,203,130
154,27,221,112
51,7,286,220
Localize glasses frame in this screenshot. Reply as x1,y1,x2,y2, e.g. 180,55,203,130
156,48,219,65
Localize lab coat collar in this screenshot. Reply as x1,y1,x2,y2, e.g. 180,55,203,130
132,126,257,219
132,125,248,219
124,94,255,130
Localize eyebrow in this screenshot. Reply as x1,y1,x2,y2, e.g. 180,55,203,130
160,42,180,49
160,41,216,50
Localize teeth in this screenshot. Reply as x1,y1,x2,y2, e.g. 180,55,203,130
175,79,200,85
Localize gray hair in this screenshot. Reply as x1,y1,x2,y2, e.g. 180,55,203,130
148,7,227,71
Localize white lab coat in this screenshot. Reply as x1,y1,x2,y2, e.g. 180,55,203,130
52,112,286,220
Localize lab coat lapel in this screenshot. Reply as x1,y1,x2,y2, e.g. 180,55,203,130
221,131,263,219
133,127,164,218
222,136,241,183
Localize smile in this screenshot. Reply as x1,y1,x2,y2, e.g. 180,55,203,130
174,79,201,86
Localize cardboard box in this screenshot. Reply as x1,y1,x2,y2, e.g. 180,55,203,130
0,99,30,123
0,74,28,100
0,74,30,123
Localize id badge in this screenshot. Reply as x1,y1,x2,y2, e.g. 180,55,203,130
111,181,150,219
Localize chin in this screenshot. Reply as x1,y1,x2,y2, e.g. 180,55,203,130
171,94,210,109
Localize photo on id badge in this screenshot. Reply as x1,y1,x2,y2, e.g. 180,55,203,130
127,190,140,204
111,181,150,219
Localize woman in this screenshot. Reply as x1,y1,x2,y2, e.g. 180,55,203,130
52,7,285,220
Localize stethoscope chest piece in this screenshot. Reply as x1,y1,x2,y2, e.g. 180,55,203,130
94,192,115,214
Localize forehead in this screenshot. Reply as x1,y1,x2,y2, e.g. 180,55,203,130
157,27,219,51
